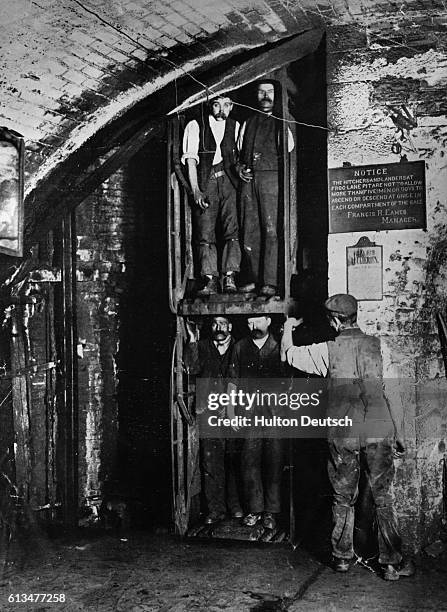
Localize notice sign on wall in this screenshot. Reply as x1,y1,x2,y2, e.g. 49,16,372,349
328,160,426,233
347,237,383,301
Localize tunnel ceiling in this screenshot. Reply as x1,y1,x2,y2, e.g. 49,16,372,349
0,0,445,242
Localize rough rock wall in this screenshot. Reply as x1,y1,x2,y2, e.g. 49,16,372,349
75,165,135,509
326,14,447,550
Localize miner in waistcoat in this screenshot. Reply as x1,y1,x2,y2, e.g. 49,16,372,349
237,80,294,297
182,96,241,296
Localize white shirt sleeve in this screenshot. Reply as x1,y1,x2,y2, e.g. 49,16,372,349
287,127,294,153
236,121,246,152
181,120,200,165
286,342,328,376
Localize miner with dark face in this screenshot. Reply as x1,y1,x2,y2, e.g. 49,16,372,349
237,81,294,297
229,315,284,530
184,316,243,523
182,95,241,296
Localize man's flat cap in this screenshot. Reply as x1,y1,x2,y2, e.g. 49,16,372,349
324,294,357,316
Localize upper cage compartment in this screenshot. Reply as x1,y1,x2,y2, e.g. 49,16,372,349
167,72,298,316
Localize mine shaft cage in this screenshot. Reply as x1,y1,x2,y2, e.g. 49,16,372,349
167,70,300,540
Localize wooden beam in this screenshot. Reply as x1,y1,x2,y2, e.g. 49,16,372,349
169,28,324,114
10,307,32,503
61,213,78,528
25,121,163,246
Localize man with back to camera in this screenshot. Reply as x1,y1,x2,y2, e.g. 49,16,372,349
281,294,415,581
228,315,284,530
237,80,294,297
184,316,243,524
182,95,241,296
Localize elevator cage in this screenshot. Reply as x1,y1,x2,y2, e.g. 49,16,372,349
167,72,300,540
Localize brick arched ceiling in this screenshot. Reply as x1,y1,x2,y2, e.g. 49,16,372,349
0,0,444,243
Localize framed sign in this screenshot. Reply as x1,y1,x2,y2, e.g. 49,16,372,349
0,127,24,256
347,237,383,300
328,160,426,234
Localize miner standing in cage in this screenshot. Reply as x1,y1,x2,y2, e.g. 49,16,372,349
228,315,284,530
184,316,243,524
182,95,241,296
237,80,294,297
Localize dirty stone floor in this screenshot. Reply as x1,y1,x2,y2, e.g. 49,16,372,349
0,530,446,612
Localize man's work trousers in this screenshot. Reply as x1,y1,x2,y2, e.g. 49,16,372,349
240,170,279,287
201,438,242,517
241,436,283,514
328,438,402,565
193,171,240,278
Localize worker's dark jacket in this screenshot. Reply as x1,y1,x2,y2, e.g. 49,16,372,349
228,334,282,379
228,334,283,418
184,337,234,378
198,117,239,192
326,327,394,439
184,338,235,414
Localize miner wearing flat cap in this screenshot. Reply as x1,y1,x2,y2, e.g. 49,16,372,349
280,294,414,581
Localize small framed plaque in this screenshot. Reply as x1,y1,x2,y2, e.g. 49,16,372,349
346,236,383,301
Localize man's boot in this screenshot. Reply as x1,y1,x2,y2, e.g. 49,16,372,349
259,284,277,297
222,273,237,294
238,282,256,294
197,276,218,296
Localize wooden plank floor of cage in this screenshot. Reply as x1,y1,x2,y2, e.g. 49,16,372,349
186,518,288,543
180,294,297,316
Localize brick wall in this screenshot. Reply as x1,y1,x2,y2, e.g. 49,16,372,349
75,139,172,518
75,166,132,508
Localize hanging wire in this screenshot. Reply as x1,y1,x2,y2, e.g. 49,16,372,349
69,0,423,139
232,101,330,131
69,0,330,131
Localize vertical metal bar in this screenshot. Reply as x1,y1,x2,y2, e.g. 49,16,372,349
289,130,298,279
184,191,194,280
61,212,79,528
175,317,187,534
281,70,291,304
173,177,182,304
167,119,176,314
45,230,57,510
280,70,295,542
288,439,296,546
170,317,188,535
170,338,178,530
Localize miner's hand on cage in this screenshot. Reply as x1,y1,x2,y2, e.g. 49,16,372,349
192,187,208,210
238,164,253,183
185,319,199,343
283,316,304,331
